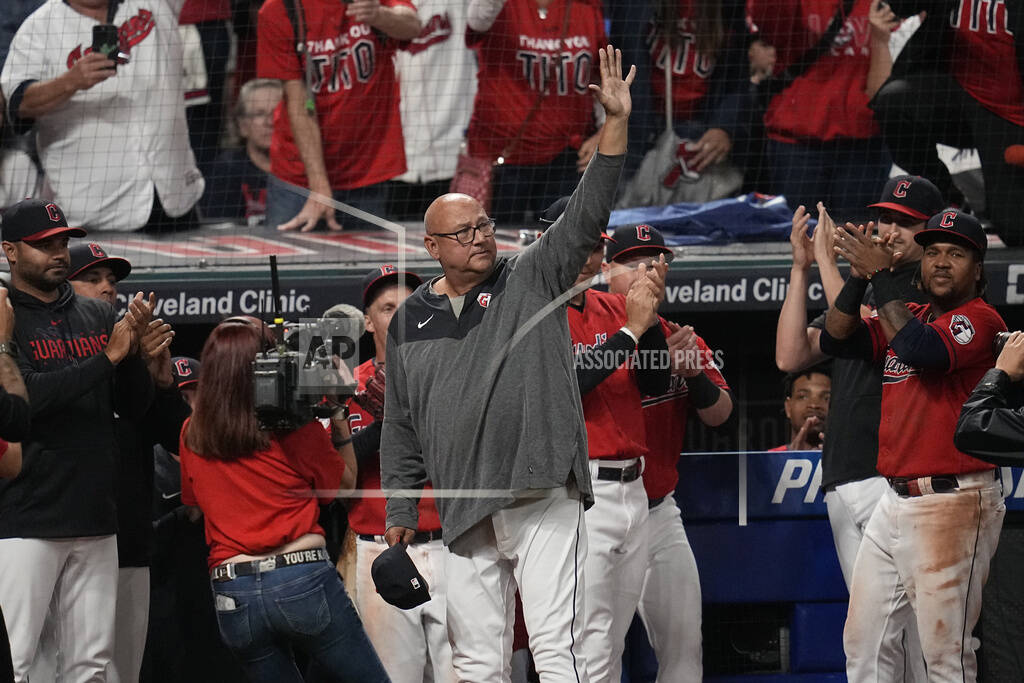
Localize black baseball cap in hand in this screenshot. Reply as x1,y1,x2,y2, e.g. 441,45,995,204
371,542,430,610
868,175,944,220
914,209,987,258
1,199,87,243
68,242,132,281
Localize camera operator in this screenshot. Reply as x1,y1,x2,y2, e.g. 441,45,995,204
955,331,1024,463
177,317,389,682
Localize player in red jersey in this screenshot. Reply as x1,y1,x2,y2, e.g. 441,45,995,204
870,0,1024,246
768,368,831,452
466,0,607,222
563,221,669,683
257,0,419,231
821,210,1006,682
343,265,456,683
602,223,731,682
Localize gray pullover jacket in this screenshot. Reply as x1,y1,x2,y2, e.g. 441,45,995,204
382,152,624,545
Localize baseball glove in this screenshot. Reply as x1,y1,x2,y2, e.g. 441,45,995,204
354,364,386,421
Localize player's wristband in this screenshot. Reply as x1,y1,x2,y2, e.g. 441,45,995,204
685,372,721,410
332,435,353,448
868,269,902,309
834,276,869,315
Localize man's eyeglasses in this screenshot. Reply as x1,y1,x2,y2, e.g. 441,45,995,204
429,218,496,246
240,110,275,121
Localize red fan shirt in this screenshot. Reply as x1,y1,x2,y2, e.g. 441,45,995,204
865,298,1005,478
749,0,879,142
950,0,1024,126
568,290,649,461
641,321,729,499
179,0,231,25
180,420,345,569
466,0,606,165
346,359,442,535
648,0,714,124
257,0,411,189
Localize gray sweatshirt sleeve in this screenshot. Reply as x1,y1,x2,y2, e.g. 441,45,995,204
516,152,625,299
380,329,426,532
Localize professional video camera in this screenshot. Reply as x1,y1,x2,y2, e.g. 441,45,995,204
253,256,363,431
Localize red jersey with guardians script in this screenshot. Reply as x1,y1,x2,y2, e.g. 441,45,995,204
642,321,729,499
748,0,879,142
568,290,649,460
180,420,345,568
648,0,714,123
346,359,442,535
950,0,1024,126
257,0,410,189
466,0,606,165
865,299,1005,478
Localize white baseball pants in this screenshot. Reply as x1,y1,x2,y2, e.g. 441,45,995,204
581,459,649,683
637,495,701,683
0,535,118,683
445,487,588,683
354,536,455,683
826,476,927,682
844,476,1004,683
108,566,150,683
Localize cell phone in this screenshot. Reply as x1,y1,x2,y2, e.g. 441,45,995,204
91,24,120,69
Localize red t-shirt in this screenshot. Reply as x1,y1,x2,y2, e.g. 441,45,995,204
648,0,714,123
179,0,231,25
180,420,345,568
346,359,442,535
641,322,729,499
767,445,789,452
865,299,1005,478
568,290,649,460
951,0,1024,126
257,0,411,189
466,0,606,165
749,0,879,142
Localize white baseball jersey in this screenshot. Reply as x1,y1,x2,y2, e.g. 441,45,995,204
1,0,204,232
394,0,476,184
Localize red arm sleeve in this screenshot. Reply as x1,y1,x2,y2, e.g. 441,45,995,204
281,422,345,505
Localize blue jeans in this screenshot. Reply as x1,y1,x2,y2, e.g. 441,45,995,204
211,559,389,683
767,137,891,224
265,174,391,231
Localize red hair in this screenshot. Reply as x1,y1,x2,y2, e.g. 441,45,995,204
184,320,270,459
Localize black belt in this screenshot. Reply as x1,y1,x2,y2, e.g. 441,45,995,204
211,547,330,582
647,495,667,509
596,460,641,483
887,471,995,497
357,530,442,545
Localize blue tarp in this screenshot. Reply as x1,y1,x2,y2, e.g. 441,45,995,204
609,194,811,245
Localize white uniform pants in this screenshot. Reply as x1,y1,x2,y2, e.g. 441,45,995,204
581,460,649,683
108,567,150,683
354,536,455,683
637,496,701,683
0,535,118,683
844,477,1005,683
826,476,927,682
445,487,587,683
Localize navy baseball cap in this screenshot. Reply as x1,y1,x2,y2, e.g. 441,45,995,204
362,265,422,307
68,242,132,281
171,357,200,389
606,224,675,263
914,209,986,259
0,199,87,243
371,542,431,610
868,175,944,221
537,196,613,241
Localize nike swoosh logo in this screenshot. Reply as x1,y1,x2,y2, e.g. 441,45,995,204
161,492,181,500
417,315,434,329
